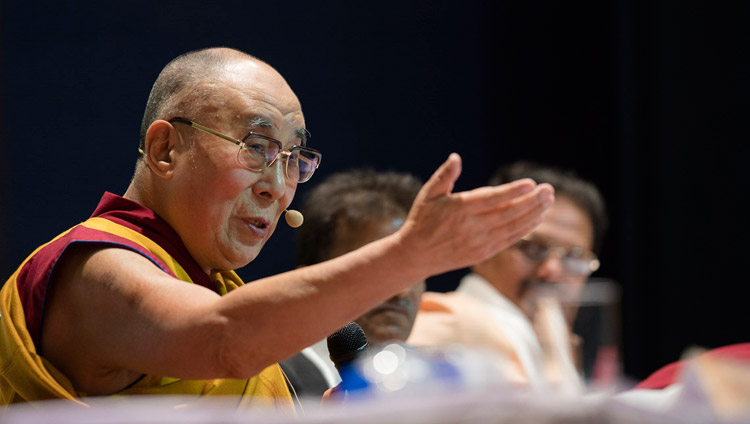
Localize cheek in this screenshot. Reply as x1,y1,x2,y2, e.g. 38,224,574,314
216,169,256,198
283,185,297,208
203,172,254,232
408,286,425,309
497,251,532,279
273,188,297,225
261,186,297,239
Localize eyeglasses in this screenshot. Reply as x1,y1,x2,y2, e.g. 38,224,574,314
168,117,322,184
515,237,600,277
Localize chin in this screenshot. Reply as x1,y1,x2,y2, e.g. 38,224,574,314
239,249,263,267
368,328,408,345
214,247,263,272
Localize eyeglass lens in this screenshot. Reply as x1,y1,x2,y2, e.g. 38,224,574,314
238,137,320,183
516,240,595,276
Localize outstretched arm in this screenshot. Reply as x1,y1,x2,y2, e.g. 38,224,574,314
41,153,554,395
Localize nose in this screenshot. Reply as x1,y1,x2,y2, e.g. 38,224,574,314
252,158,288,201
392,287,412,300
388,282,424,307
385,288,414,309
533,255,566,282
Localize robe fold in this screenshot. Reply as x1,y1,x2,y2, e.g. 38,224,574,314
0,192,292,411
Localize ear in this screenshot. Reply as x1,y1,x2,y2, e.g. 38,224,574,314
143,120,179,179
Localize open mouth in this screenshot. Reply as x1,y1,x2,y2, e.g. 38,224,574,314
241,217,271,238
247,218,269,229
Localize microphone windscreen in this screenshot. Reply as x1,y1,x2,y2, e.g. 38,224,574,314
327,322,368,369
284,209,304,228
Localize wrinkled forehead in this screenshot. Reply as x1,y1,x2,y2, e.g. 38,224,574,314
224,60,303,117
533,196,594,249
190,59,305,135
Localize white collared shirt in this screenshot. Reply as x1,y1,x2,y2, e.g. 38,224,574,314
302,339,341,389
456,273,547,387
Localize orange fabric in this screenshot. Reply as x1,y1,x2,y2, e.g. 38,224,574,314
408,291,527,383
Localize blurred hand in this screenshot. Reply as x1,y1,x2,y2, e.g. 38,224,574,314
398,153,554,277
321,383,345,406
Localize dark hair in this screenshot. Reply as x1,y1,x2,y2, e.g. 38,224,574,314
296,169,422,266
489,161,608,253
138,47,255,153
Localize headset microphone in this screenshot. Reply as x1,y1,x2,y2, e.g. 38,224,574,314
284,209,304,228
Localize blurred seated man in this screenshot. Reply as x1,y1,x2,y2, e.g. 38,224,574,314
408,161,607,390
0,47,555,410
280,169,425,398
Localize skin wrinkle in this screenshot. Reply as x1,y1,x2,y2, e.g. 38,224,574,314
149,59,303,274
244,114,308,147
33,49,555,396
248,115,273,128
215,84,305,150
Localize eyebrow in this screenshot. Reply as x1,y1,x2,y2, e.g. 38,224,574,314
247,115,308,146
294,128,309,146
247,115,274,129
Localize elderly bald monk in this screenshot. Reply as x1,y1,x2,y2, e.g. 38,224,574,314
0,47,554,410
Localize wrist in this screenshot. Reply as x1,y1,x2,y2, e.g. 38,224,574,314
384,229,434,281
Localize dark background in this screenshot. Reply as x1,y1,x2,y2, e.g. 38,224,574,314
1,1,747,381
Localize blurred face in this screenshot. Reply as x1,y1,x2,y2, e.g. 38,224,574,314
473,196,594,322
328,215,426,344
165,59,306,274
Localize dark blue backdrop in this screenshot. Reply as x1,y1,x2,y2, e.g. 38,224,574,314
2,0,747,380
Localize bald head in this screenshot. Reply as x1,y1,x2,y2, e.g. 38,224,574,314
128,47,307,274
138,47,275,152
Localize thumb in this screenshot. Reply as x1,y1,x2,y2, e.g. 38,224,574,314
420,153,462,200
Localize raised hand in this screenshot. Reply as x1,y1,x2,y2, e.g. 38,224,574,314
398,153,555,277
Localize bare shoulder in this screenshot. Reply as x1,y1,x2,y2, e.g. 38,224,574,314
45,244,177,318
40,244,218,395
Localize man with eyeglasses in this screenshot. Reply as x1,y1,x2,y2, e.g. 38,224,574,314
408,161,608,388
0,48,554,409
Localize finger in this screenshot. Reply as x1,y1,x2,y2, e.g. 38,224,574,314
452,178,538,214
490,211,543,251
484,184,554,243
485,183,554,220
418,153,462,201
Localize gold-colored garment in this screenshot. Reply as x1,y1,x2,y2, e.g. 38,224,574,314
0,216,292,411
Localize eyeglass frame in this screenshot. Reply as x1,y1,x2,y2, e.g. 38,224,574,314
166,117,322,183
514,235,600,277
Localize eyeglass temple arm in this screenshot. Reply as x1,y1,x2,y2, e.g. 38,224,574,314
168,118,321,170
297,153,321,169
168,117,242,147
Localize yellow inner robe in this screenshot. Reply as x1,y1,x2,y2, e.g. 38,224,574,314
0,217,293,411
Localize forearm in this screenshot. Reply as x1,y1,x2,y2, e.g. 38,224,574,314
45,236,423,384
208,159,554,378
212,231,424,377
64,155,552,385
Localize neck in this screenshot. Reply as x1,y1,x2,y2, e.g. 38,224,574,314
124,165,165,217
472,267,524,307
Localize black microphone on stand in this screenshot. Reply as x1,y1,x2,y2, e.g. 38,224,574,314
327,322,370,392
